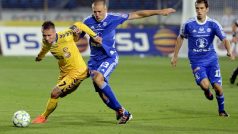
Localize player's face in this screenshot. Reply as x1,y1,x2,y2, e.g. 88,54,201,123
92,2,107,22
42,28,56,44
195,3,208,21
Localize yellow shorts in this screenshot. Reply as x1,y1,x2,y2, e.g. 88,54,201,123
56,69,89,97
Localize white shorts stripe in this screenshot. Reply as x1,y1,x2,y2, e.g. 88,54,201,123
104,62,116,78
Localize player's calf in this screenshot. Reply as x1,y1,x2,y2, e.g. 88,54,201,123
230,67,238,84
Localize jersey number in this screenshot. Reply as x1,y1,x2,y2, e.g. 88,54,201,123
215,70,221,77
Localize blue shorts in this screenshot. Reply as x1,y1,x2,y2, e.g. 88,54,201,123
88,56,118,82
191,60,222,86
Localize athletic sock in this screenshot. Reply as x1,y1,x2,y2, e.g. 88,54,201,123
216,93,225,112
41,98,58,118
100,82,121,111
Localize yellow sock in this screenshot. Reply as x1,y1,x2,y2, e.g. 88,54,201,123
41,98,58,118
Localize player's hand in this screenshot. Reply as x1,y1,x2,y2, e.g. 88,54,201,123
231,37,238,43
35,57,42,62
92,36,102,45
227,53,235,60
160,8,176,16
171,56,177,68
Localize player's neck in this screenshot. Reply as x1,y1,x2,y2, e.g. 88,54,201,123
51,33,58,45
197,17,205,23
196,16,207,24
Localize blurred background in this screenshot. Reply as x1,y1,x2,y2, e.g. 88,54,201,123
0,0,237,56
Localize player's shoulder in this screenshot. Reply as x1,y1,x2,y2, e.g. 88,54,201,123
108,12,129,19
207,17,218,23
207,17,222,27
83,15,94,23
57,29,74,40
58,29,73,36
184,17,196,25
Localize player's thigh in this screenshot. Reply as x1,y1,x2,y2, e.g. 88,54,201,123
57,72,87,97
192,65,208,85
88,59,99,71
97,58,118,81
208,64,222,86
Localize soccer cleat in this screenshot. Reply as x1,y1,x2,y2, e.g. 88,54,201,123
117,108,132,124
32,115,47,124
219,111,229,117
118,111,132,124
116,108,124,120
204,90,213,100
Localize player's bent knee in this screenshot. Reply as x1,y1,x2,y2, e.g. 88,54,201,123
212,83,223,95
51,87,62,99
201,84,210,89
200,79,210,89
60,83,81,98
92,71,104,84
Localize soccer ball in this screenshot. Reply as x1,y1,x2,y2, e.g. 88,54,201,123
12,110,31,127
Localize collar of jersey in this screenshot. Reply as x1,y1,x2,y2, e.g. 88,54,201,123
195,16,208,25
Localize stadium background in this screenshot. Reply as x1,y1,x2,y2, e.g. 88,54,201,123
0,0,237,57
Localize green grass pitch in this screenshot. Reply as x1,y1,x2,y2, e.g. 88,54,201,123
0,56,237,134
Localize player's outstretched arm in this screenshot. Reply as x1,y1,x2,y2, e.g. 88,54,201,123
223,39,235,60
35,44,50,62
72,22,96,37
231,22,238,43
128,8,176,20
171,35,184,68
72,22,102,45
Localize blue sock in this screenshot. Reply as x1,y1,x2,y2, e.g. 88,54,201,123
100,82,121,111
216,94,225,112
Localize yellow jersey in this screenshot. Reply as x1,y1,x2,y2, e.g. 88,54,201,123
37,29,87,75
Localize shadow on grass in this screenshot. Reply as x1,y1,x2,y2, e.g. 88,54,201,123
53,113,116,126
0,124,52,134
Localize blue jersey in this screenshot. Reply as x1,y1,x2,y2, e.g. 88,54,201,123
83,13,129,61
180,16,226,65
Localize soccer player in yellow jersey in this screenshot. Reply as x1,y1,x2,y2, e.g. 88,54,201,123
32,21,102,124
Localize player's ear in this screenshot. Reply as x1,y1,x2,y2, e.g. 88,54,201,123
104,3,108,11
104,6,107,12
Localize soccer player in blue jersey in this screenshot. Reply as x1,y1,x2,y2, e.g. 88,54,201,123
82,0,176,124
171,0,234,117
230,19,238,85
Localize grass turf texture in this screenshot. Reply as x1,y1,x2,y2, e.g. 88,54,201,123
0,56,237,134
